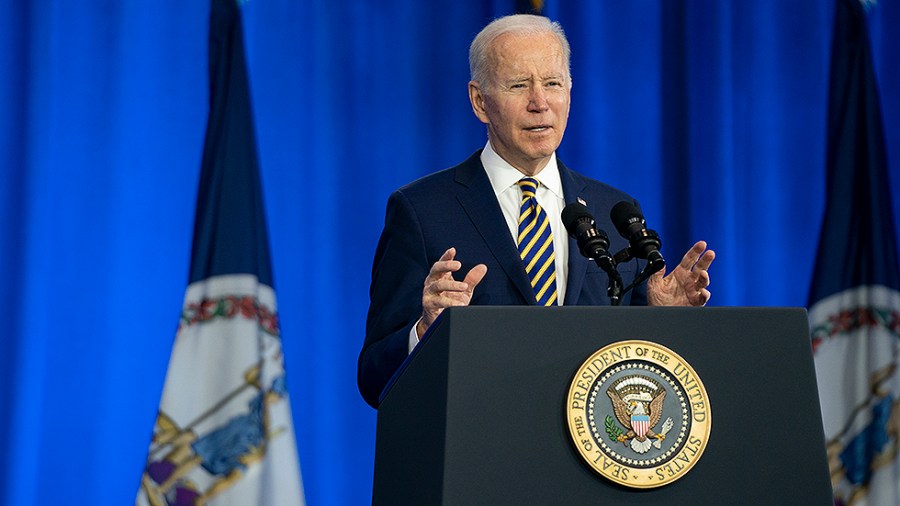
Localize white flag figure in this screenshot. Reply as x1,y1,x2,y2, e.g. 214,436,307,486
136,0,304,503
138,277,304,505
809,1,900,505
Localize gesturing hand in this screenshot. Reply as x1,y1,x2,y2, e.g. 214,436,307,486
647,241,715,307
417,247,488,338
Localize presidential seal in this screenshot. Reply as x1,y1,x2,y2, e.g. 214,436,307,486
566,340,711,489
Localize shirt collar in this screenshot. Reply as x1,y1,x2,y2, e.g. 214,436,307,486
480,141,563,199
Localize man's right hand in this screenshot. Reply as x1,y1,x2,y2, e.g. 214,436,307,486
417,247,488,338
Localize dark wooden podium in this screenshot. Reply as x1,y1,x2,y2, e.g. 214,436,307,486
373,307,832,504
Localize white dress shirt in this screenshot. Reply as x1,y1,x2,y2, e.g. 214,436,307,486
479,140,569,303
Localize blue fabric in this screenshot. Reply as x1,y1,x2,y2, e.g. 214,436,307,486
807,1,899,502
189,0,273,286
808,0,900,304
0,1,899,504
192,393,266,476
839,395,893,487
157,0,272,487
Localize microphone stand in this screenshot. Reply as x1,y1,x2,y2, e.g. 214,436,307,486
592,255,623,306
611,248,666,299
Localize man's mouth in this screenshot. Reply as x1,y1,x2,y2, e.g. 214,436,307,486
525,125,551,132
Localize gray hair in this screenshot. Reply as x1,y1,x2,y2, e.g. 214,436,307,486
468,14,571,88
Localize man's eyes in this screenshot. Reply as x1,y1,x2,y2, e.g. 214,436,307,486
509,81,562,89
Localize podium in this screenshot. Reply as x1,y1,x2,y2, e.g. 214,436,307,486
373,307,833,504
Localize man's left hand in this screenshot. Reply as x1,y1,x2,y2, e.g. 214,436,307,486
646,241,715,306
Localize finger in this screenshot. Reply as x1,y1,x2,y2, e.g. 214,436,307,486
678,241,707,270
696,288,711,306
423,292,471,311
462,264,488,291
694,249,715,271
685,269,709,291
429,247,459,274
440,290,477,305
428,266,487,301
427,258,462,280
426,278,471,294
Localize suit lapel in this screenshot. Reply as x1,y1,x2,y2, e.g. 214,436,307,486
455,153,537,305
559,161,590,305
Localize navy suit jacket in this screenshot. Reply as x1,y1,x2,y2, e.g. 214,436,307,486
358,150,647,407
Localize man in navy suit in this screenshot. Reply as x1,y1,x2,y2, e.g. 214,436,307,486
358,14,715,408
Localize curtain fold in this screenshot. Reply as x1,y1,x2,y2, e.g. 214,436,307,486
0,1,897,504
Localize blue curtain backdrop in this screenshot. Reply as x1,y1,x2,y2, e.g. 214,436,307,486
0,1,898,504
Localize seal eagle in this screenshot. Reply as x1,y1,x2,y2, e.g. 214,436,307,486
607,380,667,454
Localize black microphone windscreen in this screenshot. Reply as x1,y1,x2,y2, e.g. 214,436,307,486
561,202,594,235
610,201,644,237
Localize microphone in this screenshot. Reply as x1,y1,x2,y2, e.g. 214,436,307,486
562,202,622,304
610,201,665,274
562,203,612,265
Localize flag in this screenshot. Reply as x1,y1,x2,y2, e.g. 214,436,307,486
514,0,543,14
136,0,304,504
809,1,900,505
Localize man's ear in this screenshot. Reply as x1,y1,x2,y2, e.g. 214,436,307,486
468,81,490,125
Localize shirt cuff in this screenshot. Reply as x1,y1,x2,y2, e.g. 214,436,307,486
408,318,423,354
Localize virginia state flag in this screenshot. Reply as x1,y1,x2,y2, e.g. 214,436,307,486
136,0,304,504
809,1,900,505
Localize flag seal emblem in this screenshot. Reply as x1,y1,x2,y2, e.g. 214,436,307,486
565,340,711,488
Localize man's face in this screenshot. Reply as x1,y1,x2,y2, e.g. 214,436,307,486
469,31,571,175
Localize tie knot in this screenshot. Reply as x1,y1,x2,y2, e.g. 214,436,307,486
518,177,539,198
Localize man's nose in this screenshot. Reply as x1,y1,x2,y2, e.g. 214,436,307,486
527,87,549,112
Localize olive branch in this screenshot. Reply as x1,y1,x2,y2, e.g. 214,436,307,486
605,415,623,440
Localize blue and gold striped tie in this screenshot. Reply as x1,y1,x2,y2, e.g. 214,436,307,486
517,177,558,306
